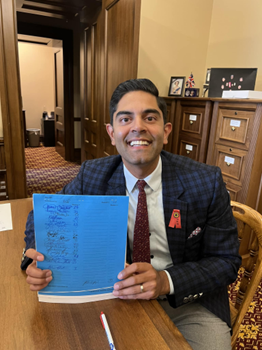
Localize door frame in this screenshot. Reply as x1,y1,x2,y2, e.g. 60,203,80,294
17,21,75,162
0,0,27,199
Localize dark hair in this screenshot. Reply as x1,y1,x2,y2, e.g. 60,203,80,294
109,78,167,125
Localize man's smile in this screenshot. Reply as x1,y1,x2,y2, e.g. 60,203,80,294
128,140,151,147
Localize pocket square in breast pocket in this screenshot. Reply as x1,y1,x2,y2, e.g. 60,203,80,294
187,227,202,240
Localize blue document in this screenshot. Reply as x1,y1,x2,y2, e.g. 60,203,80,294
33,194,129,303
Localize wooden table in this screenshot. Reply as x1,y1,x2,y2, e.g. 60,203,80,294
0,198,192,350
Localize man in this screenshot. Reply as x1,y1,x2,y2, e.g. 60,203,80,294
22,79,241,350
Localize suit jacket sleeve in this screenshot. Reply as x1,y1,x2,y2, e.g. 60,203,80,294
166,167,241,307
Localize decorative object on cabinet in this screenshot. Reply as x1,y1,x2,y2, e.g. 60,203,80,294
184,73,199,97
168,77,185,97
184,88,199,97
207,68,257,97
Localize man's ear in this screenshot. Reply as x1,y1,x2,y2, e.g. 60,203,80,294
163,123,172,145
106,123,116,146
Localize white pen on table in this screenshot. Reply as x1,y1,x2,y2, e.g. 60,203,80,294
100,311,116,350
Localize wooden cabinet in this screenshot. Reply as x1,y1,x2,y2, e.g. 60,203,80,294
163,97,262,214
206,100,262,210
163,97,213,163
206,100,262,260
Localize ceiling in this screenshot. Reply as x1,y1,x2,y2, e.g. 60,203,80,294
16,0,102,22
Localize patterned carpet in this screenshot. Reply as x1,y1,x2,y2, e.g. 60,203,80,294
229,268,262,350
25,147,81,197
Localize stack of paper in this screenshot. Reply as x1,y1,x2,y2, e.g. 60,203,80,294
33,194,129,303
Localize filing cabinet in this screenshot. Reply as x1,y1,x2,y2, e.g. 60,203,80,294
163,98,213,163
206,100,262,210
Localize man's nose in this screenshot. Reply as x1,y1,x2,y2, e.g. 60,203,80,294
131,117,146,132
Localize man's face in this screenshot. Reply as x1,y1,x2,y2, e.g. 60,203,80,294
106,91,172,177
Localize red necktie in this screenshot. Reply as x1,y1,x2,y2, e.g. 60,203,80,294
132,180,151,263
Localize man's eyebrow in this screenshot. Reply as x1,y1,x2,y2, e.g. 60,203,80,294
143,109,161,116
115,109,161,118
115,111,133,118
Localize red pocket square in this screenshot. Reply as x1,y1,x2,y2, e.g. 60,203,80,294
187,227,201,240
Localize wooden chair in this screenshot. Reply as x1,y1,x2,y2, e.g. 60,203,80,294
230,201,262,349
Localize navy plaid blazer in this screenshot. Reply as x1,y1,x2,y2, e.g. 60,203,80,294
22,150,241,328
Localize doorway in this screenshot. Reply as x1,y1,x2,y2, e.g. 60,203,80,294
18,34,80,197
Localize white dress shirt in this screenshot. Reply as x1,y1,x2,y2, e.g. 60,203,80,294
124,157,174,294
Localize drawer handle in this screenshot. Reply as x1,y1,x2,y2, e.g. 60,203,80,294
186,151,190,154
189,120,194,125
235,112,238,115
231,127,236,131
226,162,231,166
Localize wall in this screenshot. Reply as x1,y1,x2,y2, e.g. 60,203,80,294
137,0,214,96
18,42,55,131
205,0,262,91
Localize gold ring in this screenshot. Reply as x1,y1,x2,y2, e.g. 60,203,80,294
140,284,144,293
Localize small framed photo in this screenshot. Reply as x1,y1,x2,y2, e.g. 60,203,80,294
168,77,185,97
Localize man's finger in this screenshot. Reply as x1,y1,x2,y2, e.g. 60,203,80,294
118,262,151,279
26,275,52,286
29,282,50,291
25,248,44,261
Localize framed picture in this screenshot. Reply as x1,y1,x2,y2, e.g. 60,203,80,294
168,76,185,96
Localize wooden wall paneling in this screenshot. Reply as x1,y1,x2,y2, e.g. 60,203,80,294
83,21,100,160
102,0,141,158
82,7,105,162
0,0,27,199
0,139,7,200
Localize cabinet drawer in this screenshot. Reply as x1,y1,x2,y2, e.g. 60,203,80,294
181,107,204,136
216,108,254,149
178,138,200,161
214,145,247,186
225,182,242,201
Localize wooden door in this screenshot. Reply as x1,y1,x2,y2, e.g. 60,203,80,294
54,49,65,158
0,0,27,199
82,0,141,162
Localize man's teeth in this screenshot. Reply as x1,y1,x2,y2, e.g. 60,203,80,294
130,140,149,146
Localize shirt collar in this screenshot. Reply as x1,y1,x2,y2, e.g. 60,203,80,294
124,157,162,193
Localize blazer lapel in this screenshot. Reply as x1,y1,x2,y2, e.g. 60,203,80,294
161,154,188,264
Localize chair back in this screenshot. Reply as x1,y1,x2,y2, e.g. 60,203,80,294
230,201,262,348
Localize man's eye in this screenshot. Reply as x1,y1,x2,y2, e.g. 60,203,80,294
147,116,156,121
120,117,130,123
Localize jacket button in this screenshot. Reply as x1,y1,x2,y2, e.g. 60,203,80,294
193,294,198,300
183,297,189,303
150,255,154,259
188,295,193,302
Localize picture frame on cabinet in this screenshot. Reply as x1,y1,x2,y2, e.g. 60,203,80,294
168,76,185,97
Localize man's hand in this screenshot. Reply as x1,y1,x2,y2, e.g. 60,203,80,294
113,263,170,300
25,249,52,291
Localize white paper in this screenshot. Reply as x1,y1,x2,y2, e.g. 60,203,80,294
189,115,197,121
230,120,241,127
0,203,13,231
186,144,193,151
225,156,235,165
